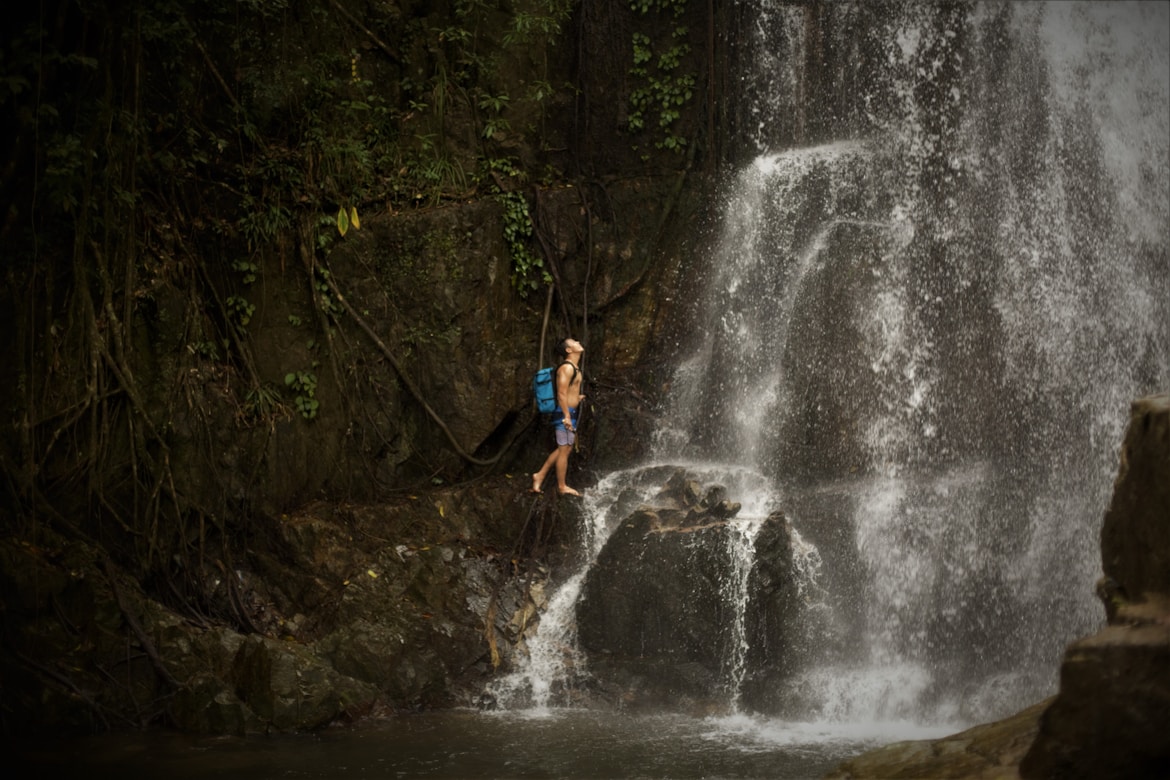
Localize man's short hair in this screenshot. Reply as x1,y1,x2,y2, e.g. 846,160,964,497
555,338,571,361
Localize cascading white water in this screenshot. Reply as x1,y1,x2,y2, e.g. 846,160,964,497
494,0,1167,731
655,0,1169,725
720,512,768,705
486,475,615,711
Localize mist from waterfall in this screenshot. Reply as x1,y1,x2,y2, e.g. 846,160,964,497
653,0,1168,725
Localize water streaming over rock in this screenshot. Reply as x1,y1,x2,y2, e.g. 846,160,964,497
497,0,1168,730
488,479,614,711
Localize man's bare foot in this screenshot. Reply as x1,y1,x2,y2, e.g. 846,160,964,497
558,486,581,497
529,473,543,493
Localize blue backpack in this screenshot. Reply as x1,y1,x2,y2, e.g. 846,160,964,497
533,361,577,414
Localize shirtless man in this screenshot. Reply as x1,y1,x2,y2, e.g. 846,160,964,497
531,338,585,496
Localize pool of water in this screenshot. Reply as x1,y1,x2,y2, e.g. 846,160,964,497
11,708,957,779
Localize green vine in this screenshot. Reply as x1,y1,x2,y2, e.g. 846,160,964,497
627,1,694,154
484,158,549,297
499,190,547,297
314,267,345,318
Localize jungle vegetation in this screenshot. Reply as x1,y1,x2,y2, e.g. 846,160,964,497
0,0,703,629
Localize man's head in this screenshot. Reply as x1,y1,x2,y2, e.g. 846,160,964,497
555,338,583,361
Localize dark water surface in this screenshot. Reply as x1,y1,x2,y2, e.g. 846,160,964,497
10,708,952,779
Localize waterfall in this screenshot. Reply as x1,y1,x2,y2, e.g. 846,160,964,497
657,0,1168,724
494,0,1168,728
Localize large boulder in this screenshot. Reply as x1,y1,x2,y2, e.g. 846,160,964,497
576,471,803,712
231,634,379,731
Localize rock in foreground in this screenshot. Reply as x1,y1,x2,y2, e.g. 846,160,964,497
577,470,804,713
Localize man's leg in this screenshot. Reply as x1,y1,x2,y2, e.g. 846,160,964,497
555,445,579,496
532,447,559,492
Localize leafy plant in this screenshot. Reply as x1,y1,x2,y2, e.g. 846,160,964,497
232,259,259,284
627,3,695,153
225,295,256,327
284,370,320,420
337,204,361,236
314,267,344,318
478,92,511,140
630,0,688,15
238,192,293,250
188,340,222,361
498,190,548,297
243,383,285,421
504,3,574,46
482,158,550,297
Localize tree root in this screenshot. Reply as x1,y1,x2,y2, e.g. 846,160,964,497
316,264,531,468
100,557,180,690
6,646,132,731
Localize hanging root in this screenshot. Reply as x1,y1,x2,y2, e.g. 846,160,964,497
100,557,180,690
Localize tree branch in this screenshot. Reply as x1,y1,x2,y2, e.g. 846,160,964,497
328,0,401,63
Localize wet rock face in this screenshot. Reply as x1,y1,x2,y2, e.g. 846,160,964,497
1020,394,1170,780
575,470,802,712
578,508,731,667
1099,394,1170,608
0,477,547,735
738,510,804,712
